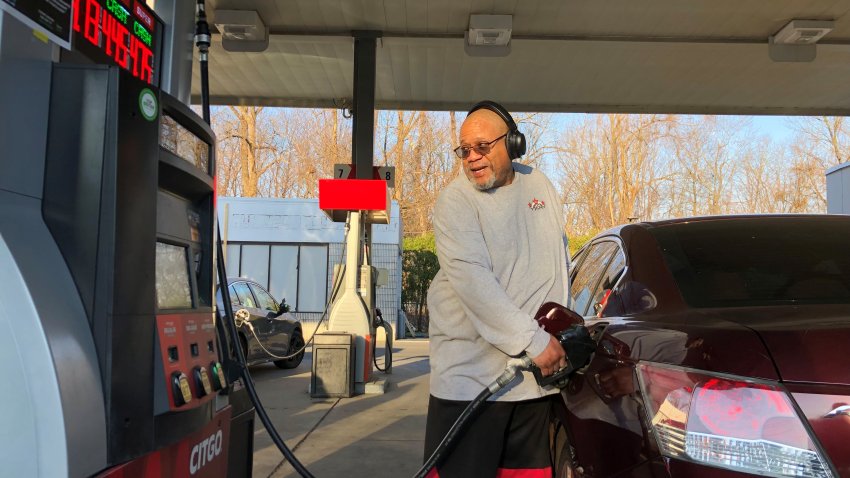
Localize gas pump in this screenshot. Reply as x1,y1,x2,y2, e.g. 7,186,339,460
318,178,392,394
0,2,253,474
41,63,252,476
327,210,378,386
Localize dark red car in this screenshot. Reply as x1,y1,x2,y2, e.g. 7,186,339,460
554,215,850,478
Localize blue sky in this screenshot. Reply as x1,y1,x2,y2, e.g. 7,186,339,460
544,113,797,143
527,113,802,180
749,115,796,143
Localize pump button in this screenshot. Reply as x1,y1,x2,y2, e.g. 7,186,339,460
194,366,213,397
190,343,199,357
167,346,179,362
171,372,192,406
211,362,226,390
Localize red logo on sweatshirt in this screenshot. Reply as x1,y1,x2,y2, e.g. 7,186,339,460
528,198,545,211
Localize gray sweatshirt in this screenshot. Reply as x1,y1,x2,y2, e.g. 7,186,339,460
427,163,570,401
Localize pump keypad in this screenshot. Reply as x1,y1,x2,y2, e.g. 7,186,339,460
156,314,221,411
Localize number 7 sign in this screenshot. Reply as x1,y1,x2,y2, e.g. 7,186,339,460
333,164,395,189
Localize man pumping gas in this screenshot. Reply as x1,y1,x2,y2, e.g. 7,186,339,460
423,100,572,477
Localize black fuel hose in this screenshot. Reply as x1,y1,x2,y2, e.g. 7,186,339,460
372,315,392,372
413,356,533,478
216,230,315,478
197,2,314,476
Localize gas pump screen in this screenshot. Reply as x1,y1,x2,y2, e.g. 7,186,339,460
155,242,193,310
71,0,162,86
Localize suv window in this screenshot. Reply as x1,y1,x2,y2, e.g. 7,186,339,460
651,218,850,307
231,282,257,308
228,285,240,306
249,283,279,313
571,241,618,315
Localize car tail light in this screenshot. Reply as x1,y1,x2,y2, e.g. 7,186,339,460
636,363,835,478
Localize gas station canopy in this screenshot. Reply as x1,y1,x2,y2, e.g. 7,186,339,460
195,0,850,115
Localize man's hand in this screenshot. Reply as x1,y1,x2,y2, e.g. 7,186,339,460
531,334,566,377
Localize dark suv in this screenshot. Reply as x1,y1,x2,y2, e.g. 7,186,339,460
217,278,304,369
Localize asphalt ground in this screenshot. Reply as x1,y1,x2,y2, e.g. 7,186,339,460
247,339,432,478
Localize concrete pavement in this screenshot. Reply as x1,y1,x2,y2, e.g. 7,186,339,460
248,339,431,478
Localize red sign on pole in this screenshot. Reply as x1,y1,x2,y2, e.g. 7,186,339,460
318,179,389,211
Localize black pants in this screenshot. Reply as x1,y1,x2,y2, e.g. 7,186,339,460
423,395,554,478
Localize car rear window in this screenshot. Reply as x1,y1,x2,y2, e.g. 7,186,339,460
649,218,850,308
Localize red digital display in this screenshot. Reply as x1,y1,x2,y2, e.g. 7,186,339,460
71,0,160,85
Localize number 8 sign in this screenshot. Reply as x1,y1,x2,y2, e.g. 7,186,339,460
332,164,395,188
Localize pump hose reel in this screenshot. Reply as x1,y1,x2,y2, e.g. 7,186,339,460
373,308,393,373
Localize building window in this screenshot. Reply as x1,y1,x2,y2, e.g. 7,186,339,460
226,243,328,313
270,245,298,310
297,245,328,312
240,245,270,287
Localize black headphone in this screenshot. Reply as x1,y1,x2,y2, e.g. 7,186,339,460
467,100,526,160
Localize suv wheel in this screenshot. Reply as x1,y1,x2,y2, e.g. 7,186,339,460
274,329,305,369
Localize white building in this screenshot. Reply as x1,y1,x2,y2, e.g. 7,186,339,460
218,197,404,338
827,162,850,214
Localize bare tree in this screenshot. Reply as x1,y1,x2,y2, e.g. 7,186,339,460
664,116,744,217
557,114,670,234
786,116,850,211
513,112,554,169
211,108,241,196
284,109,351,198
210,105,834,241
212,106,282,197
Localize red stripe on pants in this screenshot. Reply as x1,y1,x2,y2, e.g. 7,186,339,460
495,467,552,478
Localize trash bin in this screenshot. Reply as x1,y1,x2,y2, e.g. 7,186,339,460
311,332,355,398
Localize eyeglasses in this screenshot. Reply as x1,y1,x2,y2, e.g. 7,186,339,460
453,133,507,159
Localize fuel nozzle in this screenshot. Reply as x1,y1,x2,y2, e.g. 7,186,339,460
532,325,596,388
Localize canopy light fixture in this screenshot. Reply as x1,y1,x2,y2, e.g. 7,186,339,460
773,19,834,45
768,19,834,62
214,10,269,52
465,14,512,57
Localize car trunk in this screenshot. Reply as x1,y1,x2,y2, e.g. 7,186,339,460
716,304,850,385
717,304,850,476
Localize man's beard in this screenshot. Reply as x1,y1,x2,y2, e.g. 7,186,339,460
465,165,497,191
471,174,496,191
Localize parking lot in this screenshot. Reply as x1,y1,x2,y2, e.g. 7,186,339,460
250,339,431,478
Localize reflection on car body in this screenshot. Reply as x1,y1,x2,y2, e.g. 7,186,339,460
217,278,305,369
554,215,850,478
